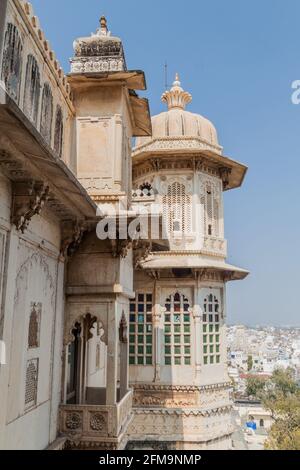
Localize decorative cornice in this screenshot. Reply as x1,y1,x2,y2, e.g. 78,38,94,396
131,382,232,392
132,405,232,417
133,136,223,157
64,440,119,451
133,157,224,183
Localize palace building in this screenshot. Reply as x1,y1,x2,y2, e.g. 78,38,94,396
0,0,248,450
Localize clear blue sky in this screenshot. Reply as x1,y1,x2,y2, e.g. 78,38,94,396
30,0,300,327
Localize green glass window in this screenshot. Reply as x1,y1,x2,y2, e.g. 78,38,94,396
129,293,153,365
164,292,191,365
203,294,221,366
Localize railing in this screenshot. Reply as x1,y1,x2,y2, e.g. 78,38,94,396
60,390,133,440
132,188,155,202
203,236,227,257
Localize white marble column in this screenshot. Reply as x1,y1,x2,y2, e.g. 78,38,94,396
49,257,65,442
106,301,118,405
153,282,161,383
119,339,128,399
194,279,203,382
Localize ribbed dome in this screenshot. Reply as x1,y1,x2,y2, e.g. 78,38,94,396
136,74,218,147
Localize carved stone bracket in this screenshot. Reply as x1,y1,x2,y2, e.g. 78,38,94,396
133,240,152,268
110,239,133,258
219,167,232,190
61,220,86,258
11,181,50,233
150,158,161,172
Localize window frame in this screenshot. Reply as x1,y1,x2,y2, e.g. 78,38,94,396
163,292,192,366
129,293,153,366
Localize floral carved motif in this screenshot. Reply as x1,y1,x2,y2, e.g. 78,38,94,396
90,413,106,431
65,412,82,430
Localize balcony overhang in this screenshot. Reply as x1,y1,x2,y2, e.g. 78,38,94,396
68,70,148,91
0,90,97,223
139,252,249,281
132,137,248,190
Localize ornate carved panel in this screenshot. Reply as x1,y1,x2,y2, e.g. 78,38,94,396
25,358,39,409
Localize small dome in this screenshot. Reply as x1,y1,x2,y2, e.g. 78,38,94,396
136,74,218,147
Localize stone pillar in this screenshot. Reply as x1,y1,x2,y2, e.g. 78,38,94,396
49,258,65,442
119,339,128,399
0,0,8,74
114,114,123,191
106,301,118,405
194,278,202,382
153,282,161,382
61,344,69,405
221,286,227,370
77,331,84,404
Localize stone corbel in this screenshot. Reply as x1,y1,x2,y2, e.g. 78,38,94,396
61,220,86,258
219,167,232,189
110,239,133,258
11,181,50,233
150,158,161,172
148,269,160,280
133,240,152,268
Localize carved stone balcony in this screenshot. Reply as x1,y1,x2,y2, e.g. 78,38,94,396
203,236,227,258
59,390,133,450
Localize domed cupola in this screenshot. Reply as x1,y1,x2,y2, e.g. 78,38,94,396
135,74,220,151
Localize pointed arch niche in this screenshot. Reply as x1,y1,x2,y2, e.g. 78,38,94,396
65,313,107,405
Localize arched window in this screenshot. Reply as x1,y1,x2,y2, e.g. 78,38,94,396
164,292,191,365
259,419,264,428
163,181,192,235
1,23,23,103
23,54,40,125
40,83,53,144
129,293,153,365
203,294,220,365
200,182,220,237
54,105,63,158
